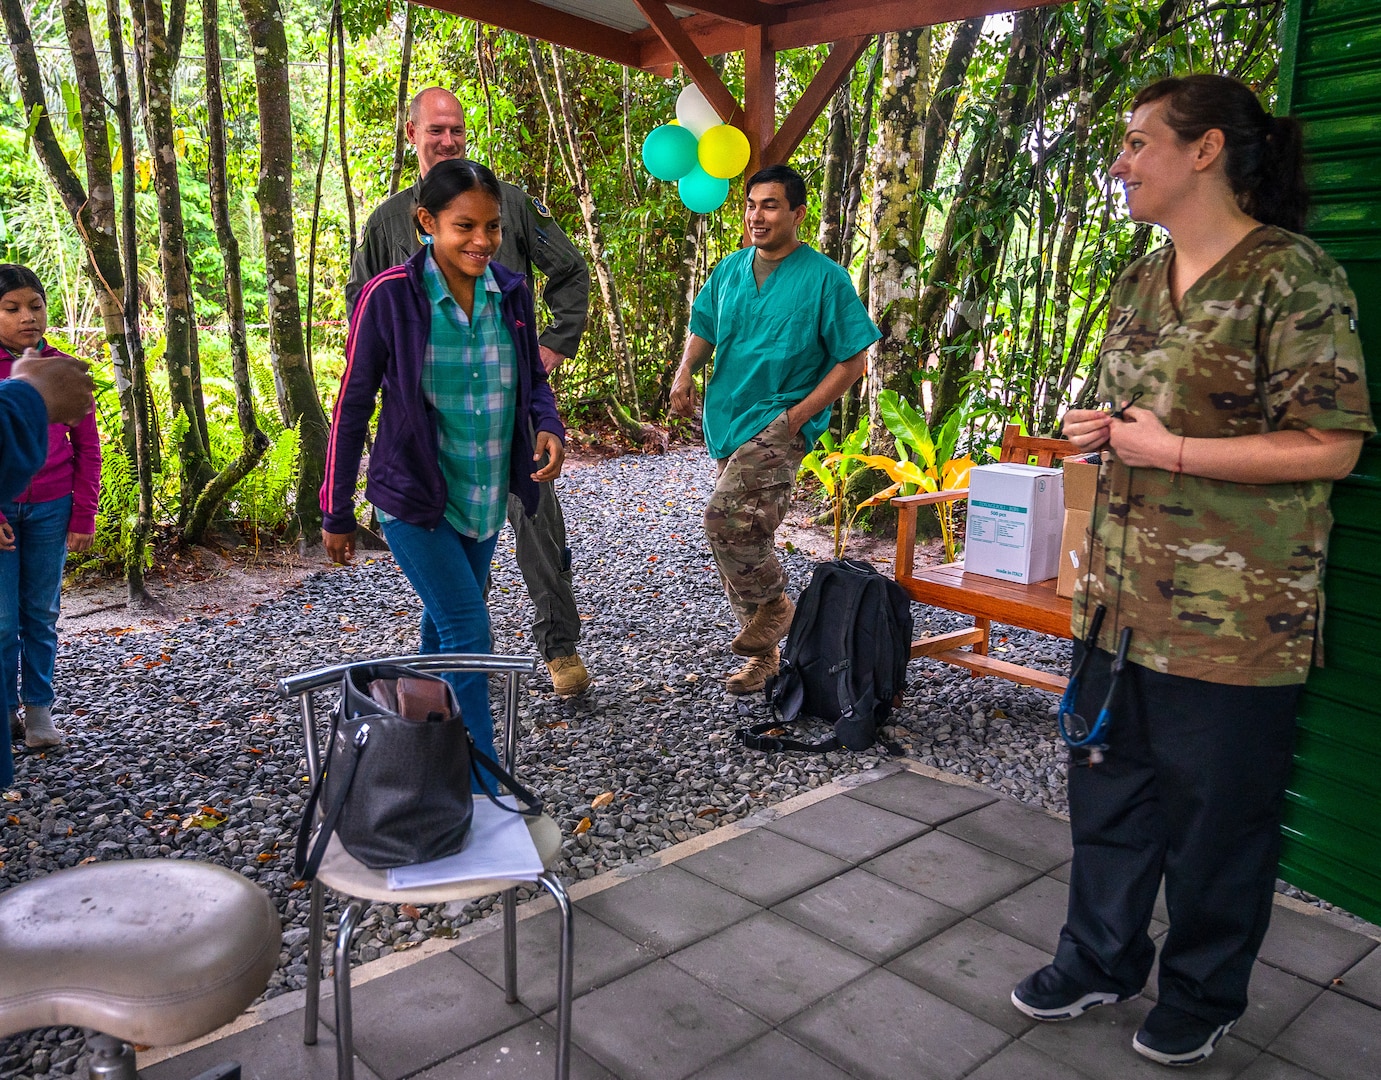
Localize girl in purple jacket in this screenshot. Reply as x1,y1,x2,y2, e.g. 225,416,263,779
0,265,101,751
321,160,564,782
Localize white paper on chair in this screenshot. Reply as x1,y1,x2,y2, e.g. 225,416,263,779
387,797,544,890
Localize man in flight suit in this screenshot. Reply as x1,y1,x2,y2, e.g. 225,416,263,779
347,86,593,696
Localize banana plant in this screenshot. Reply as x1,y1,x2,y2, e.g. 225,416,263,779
873,390,979,562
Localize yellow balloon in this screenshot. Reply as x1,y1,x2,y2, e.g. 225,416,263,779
698,124,750,179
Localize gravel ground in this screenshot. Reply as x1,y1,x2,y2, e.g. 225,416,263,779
0,448,1373,1077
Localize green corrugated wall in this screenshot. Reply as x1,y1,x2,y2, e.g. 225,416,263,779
1278,0,1381,926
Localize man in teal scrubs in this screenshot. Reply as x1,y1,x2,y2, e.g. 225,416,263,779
671,164,880,693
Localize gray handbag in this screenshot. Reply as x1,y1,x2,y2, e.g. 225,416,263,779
293,663,541,876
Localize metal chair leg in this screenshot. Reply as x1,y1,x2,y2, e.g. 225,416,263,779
85,1034,137,1080
538,872,574,1080
502,887,519,1003
304,880,325,1045
333,899,366,1080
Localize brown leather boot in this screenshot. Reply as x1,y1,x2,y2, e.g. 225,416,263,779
730,594,795,656
725,648,780,695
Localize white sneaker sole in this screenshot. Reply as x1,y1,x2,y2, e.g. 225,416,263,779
1010,987,1129,1022
1132,1020,1235,1066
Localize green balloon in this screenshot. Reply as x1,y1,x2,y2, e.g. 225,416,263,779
678,164,730,214
641,124,699,181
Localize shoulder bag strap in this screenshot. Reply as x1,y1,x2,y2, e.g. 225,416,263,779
739,716,841,754
293,715,369,881
469,742,545,817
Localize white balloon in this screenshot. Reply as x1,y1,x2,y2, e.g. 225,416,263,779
676,84,721,139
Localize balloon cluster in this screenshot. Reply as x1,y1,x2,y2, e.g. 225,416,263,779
640,85,750,214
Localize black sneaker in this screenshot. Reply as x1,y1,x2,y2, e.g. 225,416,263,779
1011,964,1133,1021
1133,1003,1236,1066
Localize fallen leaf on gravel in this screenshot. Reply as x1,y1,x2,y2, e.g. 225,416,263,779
574,817,592,834
591,792,615,810
257,851,276,862
2,792,19,802
6,814,19,825
79,856,97,865
696,807,721,818
395,940,417,951
400,904,422,919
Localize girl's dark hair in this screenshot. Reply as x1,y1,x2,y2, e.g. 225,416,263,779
415,158,503,234
0,264,46,303
1132,75,1309,233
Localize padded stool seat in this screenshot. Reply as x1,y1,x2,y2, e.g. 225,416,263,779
0,859,281,1047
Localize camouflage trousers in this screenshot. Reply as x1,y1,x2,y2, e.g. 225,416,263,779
706,410,808,628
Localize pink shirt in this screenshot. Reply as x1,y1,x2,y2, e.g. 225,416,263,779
0,343,101,534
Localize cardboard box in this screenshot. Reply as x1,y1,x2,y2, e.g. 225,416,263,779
1056,508,1092,598
1056,455,1102,598
1062,456,1100,511
963,463,1064,585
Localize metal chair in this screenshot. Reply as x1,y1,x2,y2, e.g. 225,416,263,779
278,654,574,1080
0,859,280,1079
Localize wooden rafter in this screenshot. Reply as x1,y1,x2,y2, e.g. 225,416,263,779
763,34,871,165
424,0,641,68
631,0,744,125
662,0,784,27
633,0,1052,67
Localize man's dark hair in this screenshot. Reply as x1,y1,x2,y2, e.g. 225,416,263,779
745,164,807,210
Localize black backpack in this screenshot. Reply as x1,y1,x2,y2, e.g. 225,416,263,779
741,558,913,754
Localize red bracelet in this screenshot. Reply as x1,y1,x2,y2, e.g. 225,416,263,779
1175,435,1186,475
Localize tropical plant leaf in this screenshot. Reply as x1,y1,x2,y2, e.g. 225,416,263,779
878,389,936,469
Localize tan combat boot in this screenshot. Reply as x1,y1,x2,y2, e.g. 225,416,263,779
547,652,591,697
730,594,795,656
726,648,780,695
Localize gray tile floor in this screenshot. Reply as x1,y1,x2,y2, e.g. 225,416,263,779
145,767,1380,1080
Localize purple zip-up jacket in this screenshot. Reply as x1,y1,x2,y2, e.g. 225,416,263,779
320,248,564,535
0,342,101,534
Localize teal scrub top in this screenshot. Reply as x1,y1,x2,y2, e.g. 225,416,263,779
690,244,880,460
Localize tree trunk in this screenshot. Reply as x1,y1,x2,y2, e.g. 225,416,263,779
529,40,641,417
240,0,330,537
866,27,931,437
817,85,851,264
658,208,705,414
12,0,153,596
920,10,1048,426
840,47,880,267
104,0,155,599
920,18,985,195
335,2,356,259
133,0,215,513
306,6,336,376
1038,8,1099,433
184,0,270,545
388,3,414,196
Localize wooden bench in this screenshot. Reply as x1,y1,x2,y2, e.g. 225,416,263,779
892,424,1079,695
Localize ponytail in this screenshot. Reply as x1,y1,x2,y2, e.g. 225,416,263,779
1131,75,1310,234
1253,115,1308,233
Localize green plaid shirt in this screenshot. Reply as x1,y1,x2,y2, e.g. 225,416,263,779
421,252,517,539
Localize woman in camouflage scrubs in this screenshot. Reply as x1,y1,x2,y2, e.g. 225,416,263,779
1011,75,1374,1067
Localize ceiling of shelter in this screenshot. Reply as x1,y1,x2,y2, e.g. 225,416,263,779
419,0,1053,71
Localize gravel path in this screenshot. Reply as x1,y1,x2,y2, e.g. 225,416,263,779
0,448,1368,1077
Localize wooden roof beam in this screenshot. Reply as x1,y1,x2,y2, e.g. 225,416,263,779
763,34,871,165
419,0,643,68
635,0,1052,65
664,0,785,26
631,0,745,125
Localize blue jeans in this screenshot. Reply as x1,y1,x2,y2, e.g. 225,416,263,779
0,495,70,789
381,515,500,794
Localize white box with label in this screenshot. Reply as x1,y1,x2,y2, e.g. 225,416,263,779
962,463,1064,585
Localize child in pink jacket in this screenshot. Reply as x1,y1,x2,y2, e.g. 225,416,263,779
0,265,100,751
